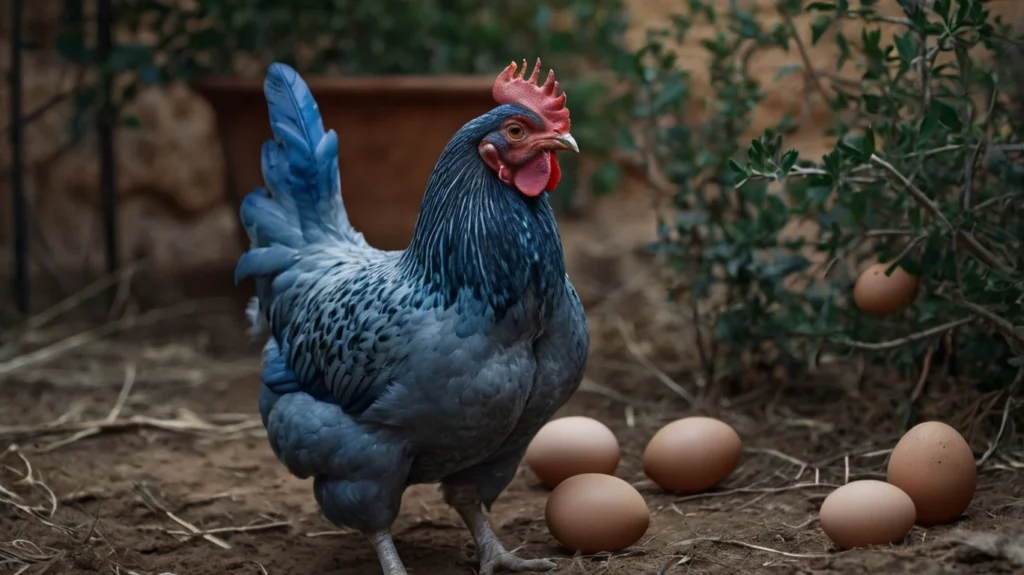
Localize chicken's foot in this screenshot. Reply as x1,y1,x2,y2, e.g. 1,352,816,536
445,485,557,574
368,530,408,575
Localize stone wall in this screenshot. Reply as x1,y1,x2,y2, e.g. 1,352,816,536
0,0,1021,309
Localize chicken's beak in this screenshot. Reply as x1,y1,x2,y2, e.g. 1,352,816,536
548,133,579,153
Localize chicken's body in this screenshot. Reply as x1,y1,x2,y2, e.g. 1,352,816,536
236,63,588,574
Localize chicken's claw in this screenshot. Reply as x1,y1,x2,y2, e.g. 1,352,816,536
479,550,557,574
444,483,557,573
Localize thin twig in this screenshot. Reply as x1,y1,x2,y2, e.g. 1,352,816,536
743,447,809,469
612,316,697,405
830,317,974,351
29,364,141,454
1,262,146,342
869,154,952,229
107,364,137,423
0,300,228,377
674,482,838,503
976,373,1022,467
780,10,831,109
689,290,715,390
910,345,935,402
133,483,231,549
166,521,290,538
781,517,818,530
0,413,261,445
889,234,928,267
578,377,657,408
671,536,833,559
948,297,1024,345
865,229,916,238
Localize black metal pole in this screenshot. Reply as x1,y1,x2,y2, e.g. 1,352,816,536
97,0,118,274
9,0,29,314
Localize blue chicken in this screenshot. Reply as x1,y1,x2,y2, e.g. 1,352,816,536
235,60,589,574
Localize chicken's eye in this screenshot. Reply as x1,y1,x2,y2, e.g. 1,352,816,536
506,124,526,141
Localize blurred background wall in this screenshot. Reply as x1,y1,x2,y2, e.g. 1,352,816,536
1,0,1021,312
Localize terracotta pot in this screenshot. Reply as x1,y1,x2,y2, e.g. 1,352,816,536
194,74,496,251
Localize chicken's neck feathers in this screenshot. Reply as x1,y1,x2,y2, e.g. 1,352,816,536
399,109,566,319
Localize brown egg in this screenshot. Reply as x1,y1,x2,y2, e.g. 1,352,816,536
819,480,917,549
853,262,919,317
524,416,619,488
886,421,976,526
544,473,650,553
643,416,741,494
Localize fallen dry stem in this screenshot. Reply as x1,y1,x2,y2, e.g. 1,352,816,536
612,315,697,405
134,483,232,549
0,448,72,537
1,262,146,344
976,374,1022,467
28,364,141,453
910,345,935,402
781,517,818,530
743,447,809,469
1,413,261,450
166,520,291,538
671,536,832,559
0,539,63,571
0,300,230,377
674,482,839,503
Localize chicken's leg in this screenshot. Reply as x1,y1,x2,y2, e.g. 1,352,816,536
444,484,556,574
369,531,408,575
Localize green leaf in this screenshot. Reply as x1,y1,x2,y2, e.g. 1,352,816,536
651,80,688,112
861,94,884,114
861,125,875,158
811,15,833,45
835,32,851,69
931,99,963,131
893,32,917,64
780,149,800,174
919,107,939,140
728,158,748,177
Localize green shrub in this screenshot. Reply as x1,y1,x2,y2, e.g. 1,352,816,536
624,0,1024,396
42,0,633,206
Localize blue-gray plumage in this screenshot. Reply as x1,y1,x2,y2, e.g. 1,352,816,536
236,62,588,575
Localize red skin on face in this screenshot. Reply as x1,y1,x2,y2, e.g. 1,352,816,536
481,59,570,197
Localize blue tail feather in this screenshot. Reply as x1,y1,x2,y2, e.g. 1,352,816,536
235,62,366,335
234,247,299,285
240,189,302,248
260,141,299,218
261,62,355,245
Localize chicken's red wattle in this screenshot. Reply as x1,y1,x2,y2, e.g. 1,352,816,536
513,151,561,197
546,152,561,192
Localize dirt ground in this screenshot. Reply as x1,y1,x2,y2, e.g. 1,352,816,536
2,196,1022,575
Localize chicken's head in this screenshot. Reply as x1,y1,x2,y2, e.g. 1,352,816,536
478,59,578,198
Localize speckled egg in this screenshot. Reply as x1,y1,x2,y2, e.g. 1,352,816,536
886,421,976,526
525,416,620,488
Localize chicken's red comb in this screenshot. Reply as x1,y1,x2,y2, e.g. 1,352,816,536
492,58,570,133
